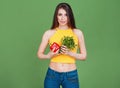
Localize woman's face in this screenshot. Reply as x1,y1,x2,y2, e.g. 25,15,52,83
57,8,68,26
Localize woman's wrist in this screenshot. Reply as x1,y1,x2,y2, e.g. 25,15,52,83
66,51,73,56
67,51,78,59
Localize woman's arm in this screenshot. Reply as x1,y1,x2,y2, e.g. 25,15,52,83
37,30,59,59
60,29,87,60
69,29,87,60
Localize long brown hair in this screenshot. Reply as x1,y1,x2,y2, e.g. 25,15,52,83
51,3,76,29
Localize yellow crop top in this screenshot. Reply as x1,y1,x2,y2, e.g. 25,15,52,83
49,28,78,63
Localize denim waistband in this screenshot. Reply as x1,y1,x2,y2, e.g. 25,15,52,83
48,67,77,75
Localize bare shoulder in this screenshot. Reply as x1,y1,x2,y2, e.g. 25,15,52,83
43,29,55,40
43,29,55,37
73,28,84,37
44,29,53,34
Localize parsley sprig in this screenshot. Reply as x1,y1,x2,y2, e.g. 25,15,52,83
61,36,76,50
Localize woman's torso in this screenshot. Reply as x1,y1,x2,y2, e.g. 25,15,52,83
47,28,78,72
49,62,76,72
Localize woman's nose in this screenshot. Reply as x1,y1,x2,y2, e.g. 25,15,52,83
61,16,65,20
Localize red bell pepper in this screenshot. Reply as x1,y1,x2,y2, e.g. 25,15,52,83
50,42,60,52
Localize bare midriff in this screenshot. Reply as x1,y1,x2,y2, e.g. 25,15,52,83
49,62,77,72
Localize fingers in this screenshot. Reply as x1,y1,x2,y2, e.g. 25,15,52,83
51,47,55,52
59,45,69,54
50,47,60,57
50,45,69,55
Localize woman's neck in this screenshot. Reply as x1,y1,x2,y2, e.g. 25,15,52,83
58,25,69,30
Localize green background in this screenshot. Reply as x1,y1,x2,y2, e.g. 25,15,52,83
0,0,120,88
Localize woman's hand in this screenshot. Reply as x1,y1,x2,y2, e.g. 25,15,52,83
59,45,70,55
47,47,60,58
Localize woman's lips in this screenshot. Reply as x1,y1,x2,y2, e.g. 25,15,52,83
60,21,66,23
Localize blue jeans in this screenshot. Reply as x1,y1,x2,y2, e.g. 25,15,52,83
44,67,80,88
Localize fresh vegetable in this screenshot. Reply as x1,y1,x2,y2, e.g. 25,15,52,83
61,36,76,50
50,36,76,53
50,42,60,52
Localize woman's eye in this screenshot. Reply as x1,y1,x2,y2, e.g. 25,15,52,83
58,13,67,16
58,13,62,16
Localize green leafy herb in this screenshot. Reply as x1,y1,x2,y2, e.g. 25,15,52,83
61,36,76,50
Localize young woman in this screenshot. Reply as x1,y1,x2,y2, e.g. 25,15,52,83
37,3,87,88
